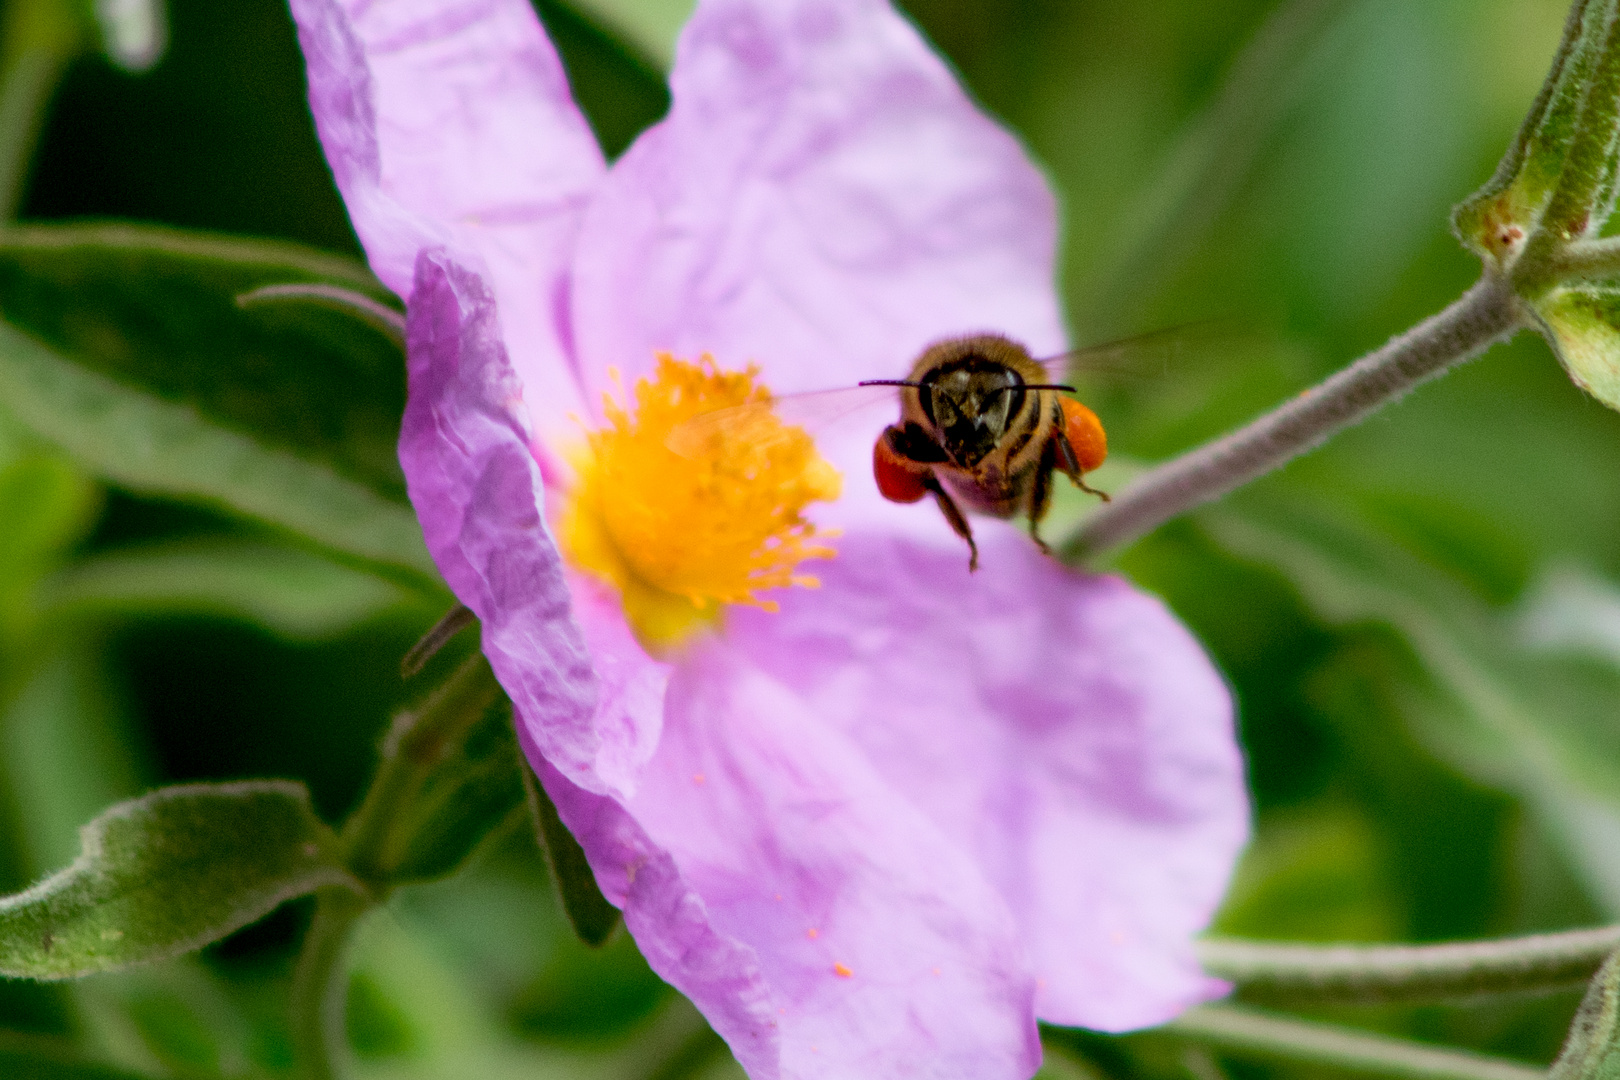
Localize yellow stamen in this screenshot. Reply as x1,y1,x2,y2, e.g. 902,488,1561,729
558,354,841,650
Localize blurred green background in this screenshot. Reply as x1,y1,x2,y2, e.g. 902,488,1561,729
5,0,1620,1076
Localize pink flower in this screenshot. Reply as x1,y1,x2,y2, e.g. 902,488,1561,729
288,0,1250,1075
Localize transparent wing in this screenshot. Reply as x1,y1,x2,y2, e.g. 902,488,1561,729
1038,320,1237,385
665,383,897,459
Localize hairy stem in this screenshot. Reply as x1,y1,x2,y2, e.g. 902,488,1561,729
1169,1003,1546,1080
343,651,502,882
1541,235,1620,285
285,654,503,1080
289,887,369,1080
1200,926,1620,1003
1063,275,1526,560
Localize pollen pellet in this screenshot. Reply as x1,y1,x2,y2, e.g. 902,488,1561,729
833,963,853,978
558,354,841,649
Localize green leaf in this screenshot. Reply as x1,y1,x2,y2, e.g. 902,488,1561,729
1453,0,1620,266
1551,949,1620,1080
0,222,437,585
0,454,99,640
1202,492,1620,916
521,764,621,947
42,538,418,641
533,0,673,160
0,1034,151,1080
1,643,147,878
0,780,357,979
1530,285,1620,409
1452,0,1620,418
558,0,690,69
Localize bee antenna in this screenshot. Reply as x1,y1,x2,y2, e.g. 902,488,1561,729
992,383,1076,395
859,379,924,388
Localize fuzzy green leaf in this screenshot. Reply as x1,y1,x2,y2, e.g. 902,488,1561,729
42,538,419,640
1453,0,1620,266
0,781,357,979
1531,286,1620,408
1551,950,1620,1080
0,223,437,584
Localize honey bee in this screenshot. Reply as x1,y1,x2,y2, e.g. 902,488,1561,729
865,333,1107,571
666,332,1113,571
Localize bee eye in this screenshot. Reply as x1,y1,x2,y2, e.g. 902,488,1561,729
917,383,939,426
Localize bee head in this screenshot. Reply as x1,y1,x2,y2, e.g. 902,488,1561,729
918,355,1026,467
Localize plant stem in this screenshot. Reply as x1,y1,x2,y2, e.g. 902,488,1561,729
1168,1003,1546,1080
289,887,369,1080
1063,275,1526,560
285,654,503,1080
1542,235,1620,285
342,651,501,882
235,283,408,349
399,602,474,677
1199,926,1620,1003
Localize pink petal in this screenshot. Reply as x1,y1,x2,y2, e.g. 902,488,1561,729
400,250,601,784
403,249,672,797
289,0,605,435
568,0,1065,423
727,524,1250,1031
527,749,783,1079
529,640,1045,1078
562,572,673,795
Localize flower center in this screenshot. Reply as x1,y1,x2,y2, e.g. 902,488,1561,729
558,354,841,650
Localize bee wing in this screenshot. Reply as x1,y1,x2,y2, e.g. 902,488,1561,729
666,383,897,458
1038,320,1236,385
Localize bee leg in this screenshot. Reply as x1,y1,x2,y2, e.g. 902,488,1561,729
1055,428,1111,502
1026,448,1055,557
923,476,979,571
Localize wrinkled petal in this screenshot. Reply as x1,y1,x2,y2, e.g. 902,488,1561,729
529,638,1044,1080
403,249,673,797
400,250,603,784
726,524,1249,1031
567,0,1065,441
527,748,782,1079
290,0,604,434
